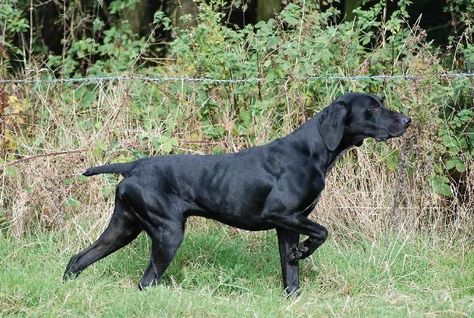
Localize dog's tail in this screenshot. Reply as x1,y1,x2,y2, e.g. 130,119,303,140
83,163,133,177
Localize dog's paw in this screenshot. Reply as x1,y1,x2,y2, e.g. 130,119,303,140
288,248,302,264
285,286,301,298
139,269,161,290
63,271,78,282
63,255,80,281
288,243,309,264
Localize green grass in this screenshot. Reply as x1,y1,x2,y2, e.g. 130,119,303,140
0,223,473,317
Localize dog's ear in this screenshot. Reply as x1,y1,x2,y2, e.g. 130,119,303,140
317,101,348,151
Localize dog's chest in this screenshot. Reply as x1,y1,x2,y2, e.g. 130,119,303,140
294,174,324,215
300,149,348,214
325,149,348,176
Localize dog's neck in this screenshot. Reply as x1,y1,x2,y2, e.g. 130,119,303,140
285,118,362,174
325,130,366,169
324,138,354,173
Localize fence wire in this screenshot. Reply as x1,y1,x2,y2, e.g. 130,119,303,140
1,72,474,85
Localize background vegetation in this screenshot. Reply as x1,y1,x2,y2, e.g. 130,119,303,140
0,0,473,316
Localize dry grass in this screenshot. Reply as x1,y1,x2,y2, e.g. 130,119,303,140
0,77,473,244
318,146,474,241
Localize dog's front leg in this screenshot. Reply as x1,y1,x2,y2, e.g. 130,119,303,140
276,228,300,296
264,211,328,263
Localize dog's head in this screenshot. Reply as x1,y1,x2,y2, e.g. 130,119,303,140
317,92,411,151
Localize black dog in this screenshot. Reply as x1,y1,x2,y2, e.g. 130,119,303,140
64,92,411,295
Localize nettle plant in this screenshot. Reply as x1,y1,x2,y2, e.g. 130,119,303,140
44,0,155,76
0,1,29,75
432,81,474,197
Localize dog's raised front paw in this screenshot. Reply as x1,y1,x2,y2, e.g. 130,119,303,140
288,243,309,264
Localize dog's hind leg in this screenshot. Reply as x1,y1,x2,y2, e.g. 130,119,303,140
63,193,141,280
138,218,185,290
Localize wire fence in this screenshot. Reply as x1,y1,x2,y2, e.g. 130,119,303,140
1,71,474,85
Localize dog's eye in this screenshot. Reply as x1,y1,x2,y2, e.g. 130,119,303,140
368,104,379,112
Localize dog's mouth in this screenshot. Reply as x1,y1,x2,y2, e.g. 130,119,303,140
389,127,409,138
376,125,410,142
375,130,405,142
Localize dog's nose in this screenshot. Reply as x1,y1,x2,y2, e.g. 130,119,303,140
402,116,411,127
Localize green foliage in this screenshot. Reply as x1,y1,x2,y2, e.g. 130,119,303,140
109,0,140,14
0,0,29,74
47,21,148,76
440,108,473,172
431,175,453,197
0,1,28,34
445,0,474,25
280,3,302,26
153,11,172,31
151,136,178,154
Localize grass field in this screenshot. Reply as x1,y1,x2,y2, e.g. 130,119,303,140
1,222,472,317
